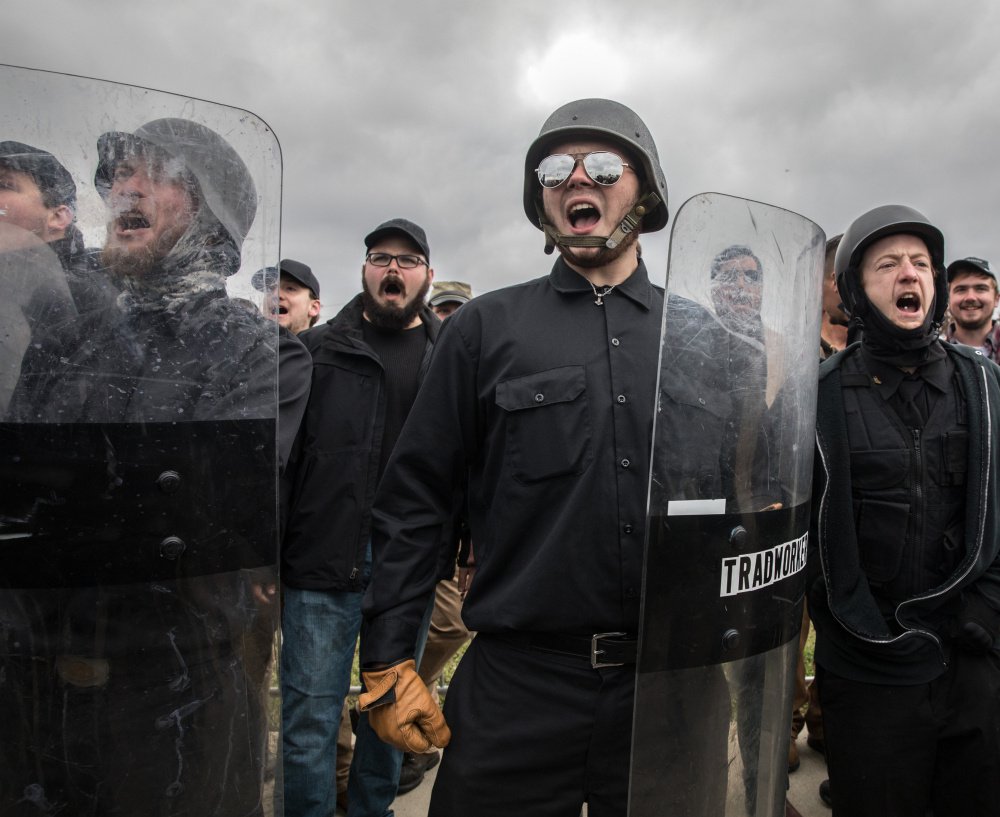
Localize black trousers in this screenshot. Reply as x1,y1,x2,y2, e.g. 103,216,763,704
429,634,635,817
818,648,1000,817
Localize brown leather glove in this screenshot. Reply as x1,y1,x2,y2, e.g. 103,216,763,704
359,659,451,753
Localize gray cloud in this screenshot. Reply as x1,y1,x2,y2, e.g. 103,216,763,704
4,0,998,318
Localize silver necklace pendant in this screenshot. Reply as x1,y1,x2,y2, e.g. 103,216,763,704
592,283,615,306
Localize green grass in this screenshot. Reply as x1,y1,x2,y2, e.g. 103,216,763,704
803,625,816,677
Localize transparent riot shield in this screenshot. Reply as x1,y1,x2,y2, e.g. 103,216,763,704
629,193,823,817
0,66,282,816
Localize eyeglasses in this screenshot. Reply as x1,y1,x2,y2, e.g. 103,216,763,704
365,252,428,269
713,265,762,284
535,151,632,189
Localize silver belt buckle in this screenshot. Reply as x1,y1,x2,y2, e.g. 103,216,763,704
591,631,626,668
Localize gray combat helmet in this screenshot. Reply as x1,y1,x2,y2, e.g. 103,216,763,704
834,204,947,327
523,99,669,252
94,118,257,256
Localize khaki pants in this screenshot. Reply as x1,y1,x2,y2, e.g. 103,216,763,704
417,566,472,700
790,602,823,741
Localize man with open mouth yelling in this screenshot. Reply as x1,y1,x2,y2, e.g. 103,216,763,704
3,116,282,817
279,217,443,817
357,100,669,817
360,219,434,330
807,205,1000,817
100,150,196,278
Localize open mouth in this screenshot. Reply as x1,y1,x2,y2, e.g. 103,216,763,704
568,202,601,231
896,292,921,314
117,210,150,232
380,277,405,298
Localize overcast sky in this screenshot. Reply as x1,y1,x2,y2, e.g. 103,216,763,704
5,0,999,319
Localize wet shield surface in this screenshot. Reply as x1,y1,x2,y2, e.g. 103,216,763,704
0,66,281,816
629,194,824,817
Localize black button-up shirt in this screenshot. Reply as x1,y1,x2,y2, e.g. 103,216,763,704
362,257,663,664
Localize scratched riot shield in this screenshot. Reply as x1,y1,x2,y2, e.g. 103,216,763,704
629,194,823,817
0,66,282,816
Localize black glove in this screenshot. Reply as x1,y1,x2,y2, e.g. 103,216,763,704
953,594,999,654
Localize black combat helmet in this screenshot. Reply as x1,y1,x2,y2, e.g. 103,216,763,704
94,118,258,258
522,99,668,253
834,204,948,330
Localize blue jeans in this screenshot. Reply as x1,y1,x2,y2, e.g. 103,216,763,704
280,576,433,817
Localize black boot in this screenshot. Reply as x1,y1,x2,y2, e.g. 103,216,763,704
396,750,441,795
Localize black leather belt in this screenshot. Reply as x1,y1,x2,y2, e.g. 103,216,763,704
497,631,638,668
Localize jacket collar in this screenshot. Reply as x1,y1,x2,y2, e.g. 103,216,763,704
325,292,440,345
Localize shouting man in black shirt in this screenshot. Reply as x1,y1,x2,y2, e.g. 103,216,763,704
359,100,669,816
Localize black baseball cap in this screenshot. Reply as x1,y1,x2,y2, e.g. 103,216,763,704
251,258,320,298
364,218,430,261
0,141,76,209
947,256,995,284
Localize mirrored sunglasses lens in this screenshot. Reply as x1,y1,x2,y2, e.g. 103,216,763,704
537,154,574,188
584,152,624,185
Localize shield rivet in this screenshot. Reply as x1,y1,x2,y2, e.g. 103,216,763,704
157,470,182,493
160,536,186,560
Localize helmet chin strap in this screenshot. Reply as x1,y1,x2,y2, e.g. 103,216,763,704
537,192,661,255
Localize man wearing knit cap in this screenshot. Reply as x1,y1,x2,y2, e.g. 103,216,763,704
1,116,280,817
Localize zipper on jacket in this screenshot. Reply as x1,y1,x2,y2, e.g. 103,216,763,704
910,427,924,596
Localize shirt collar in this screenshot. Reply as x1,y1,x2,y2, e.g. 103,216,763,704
946,319,1000,354
548,255,655,310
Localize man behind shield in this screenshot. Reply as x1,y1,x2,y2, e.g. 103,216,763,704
357,99,668,816
808,205,1000,816
10,119,274,422
1,119,278,816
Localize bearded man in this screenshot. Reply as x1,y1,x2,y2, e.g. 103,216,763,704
279,218,444,817
1,118,279,816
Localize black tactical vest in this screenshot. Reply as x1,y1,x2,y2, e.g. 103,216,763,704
839,352,968,608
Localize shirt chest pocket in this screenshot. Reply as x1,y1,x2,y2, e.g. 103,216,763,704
495,366,593,483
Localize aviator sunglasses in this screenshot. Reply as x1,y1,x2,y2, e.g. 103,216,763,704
536,151,632,189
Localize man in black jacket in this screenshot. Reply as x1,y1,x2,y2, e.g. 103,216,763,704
809,205,1000,816
280,218,440,817
357,100,669,817
0,141,112,313
1,118,280,816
